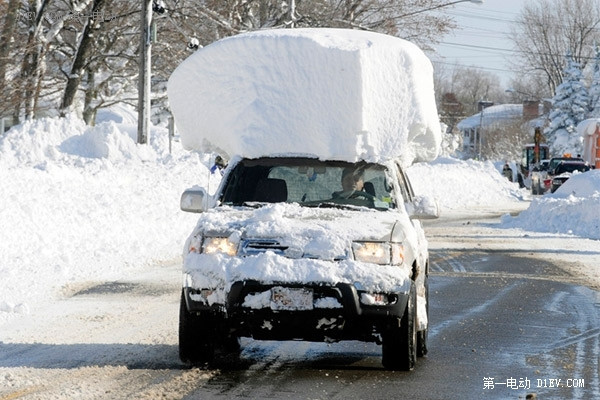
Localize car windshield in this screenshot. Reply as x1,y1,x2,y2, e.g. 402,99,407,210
548,159,565,171
220,158,397,210
549,157,584,172
555,163,589,174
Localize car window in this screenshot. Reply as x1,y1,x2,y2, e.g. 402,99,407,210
393,162,412,203
548,159,561,171
549,158,585,173
555,163,589,174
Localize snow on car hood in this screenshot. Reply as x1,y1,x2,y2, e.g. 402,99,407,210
183,203,415,295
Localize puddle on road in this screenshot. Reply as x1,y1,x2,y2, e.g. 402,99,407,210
64,280,178,298
430,250,568,278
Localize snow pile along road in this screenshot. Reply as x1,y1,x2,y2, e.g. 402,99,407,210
501,170,600,240
406,157,527,212
0,112,211,323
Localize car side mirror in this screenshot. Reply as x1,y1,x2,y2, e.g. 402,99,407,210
180,188,213,213
407,195,439,220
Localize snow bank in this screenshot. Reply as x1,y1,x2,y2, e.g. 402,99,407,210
0,113,209,323
168,28,441,166
0,114,158,167
501,170,600,240
406,157,526,211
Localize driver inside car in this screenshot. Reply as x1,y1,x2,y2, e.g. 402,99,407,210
333,167,366,198
342,167,364,191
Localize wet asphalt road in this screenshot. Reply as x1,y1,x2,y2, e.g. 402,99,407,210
184,249,599,400
1,216,597,399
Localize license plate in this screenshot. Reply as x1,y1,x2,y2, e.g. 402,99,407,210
270,287,313,311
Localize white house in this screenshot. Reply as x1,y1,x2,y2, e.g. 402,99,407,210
457,101,545,159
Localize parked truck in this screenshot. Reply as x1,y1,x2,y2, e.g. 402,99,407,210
519,127,550,194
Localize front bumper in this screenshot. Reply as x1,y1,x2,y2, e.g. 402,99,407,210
183,280,409,343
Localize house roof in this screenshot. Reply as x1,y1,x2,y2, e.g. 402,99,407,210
457,104,523,130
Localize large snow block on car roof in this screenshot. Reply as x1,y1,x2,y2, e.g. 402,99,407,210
168,28,441,165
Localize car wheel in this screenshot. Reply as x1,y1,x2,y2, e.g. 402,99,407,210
179,290,217,365
417,278,429,357
382,282,417,371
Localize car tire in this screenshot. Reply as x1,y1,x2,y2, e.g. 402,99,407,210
382,282,417,371
179,290,217,365
417,278,429,357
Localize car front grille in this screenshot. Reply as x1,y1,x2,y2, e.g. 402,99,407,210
240,239,289,256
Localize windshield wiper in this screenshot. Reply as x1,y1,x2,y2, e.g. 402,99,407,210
240,201,266,208
302,202,362,211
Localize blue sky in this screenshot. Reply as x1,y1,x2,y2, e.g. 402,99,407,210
429,0,527,84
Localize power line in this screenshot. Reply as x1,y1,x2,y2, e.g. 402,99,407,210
431,59,516,74
447,9,600,32
439,41,517,54
454,23,511,35
446,11,515,24
450,3,521,17
438,40,600,60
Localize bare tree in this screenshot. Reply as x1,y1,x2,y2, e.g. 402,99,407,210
482,118,530,161
509,0,600,95
438,92,465,134
0,0,21,93
1,0,480,126
155,0,459,54
4,0,92,121
0,0,22,122
434,64,505,117
60,0,106,116
15,0,53,120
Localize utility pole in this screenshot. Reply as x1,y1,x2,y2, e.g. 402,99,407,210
137,0,152,144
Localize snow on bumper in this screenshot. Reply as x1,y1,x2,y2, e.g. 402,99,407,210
182,250,412,303
183,280,410,342
182,250,419,340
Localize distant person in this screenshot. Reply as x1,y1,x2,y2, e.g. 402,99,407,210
502,162,513,182
210,155,227,175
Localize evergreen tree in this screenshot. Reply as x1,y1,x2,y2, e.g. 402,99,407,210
588,45,600,117
544,52,589,155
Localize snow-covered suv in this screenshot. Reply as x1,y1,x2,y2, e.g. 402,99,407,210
178,156,437,371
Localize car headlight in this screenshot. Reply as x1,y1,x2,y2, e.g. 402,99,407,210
352,242,404,265
202,236,238,256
